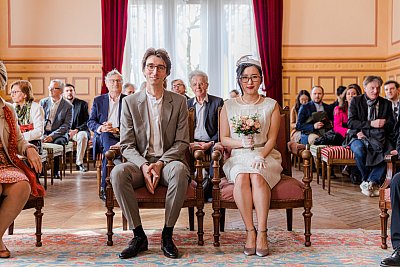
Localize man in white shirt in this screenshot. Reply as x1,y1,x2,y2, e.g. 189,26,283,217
110,48,190,260
40,79,73,179
87,69,126,200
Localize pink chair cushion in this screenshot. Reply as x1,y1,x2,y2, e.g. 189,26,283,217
321,146,354,161
219,175,305,202
135,180,197,201
385,188,391,202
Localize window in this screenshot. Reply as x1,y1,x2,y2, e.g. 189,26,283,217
122,0,258,98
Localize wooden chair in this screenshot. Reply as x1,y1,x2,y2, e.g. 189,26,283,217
287,141,306,170
7,173,44,247
379,154,397,249
104,108,206,246
211,106,313,247
43,143,64,183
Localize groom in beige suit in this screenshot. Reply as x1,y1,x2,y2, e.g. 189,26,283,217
110,48,190,259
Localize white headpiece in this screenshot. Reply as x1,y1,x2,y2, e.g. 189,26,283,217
236,55,261,68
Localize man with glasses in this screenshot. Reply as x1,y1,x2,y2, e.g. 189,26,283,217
40,79,73,179
87,69,126,201
63,83,90,172
296,85,334,145
110,48,190,259
187,70,224,202
171,79,189,99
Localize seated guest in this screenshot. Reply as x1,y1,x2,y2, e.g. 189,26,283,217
384,80,400,121
296,85,334,145
187,70,224,201
40,80,73,179
290,89,311,143
0,62,44,259
330,85,346,110
63,83,90,172
123,82,136,95
381,149,400,266
229,89,240,98
10,80,45,149
346,76,395,197
171,79,189,99
333,84,362,183
110,48,190,259
87,69,126,201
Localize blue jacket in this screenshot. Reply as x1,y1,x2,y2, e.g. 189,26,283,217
296,101,334,134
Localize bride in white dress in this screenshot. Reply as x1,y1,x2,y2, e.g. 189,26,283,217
219,56,282,257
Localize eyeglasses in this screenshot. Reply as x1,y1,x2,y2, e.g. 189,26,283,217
239,75,261,83
10,90,22,95
48,87,62,91
108,79,123,84
146,64,166,72
172,84,184,88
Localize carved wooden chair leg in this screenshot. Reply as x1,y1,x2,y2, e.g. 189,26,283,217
380,208,389,249
34,208,43,247
220,208,226,232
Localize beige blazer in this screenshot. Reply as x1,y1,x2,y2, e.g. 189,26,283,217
120,90,189,168
0,97,33,162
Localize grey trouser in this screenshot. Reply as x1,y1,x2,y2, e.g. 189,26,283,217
110,160,190,229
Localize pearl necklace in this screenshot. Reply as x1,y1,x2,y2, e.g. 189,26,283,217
241,95,261,105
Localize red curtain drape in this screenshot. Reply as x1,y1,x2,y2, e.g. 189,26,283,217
252,0,283,105
101,0,128,94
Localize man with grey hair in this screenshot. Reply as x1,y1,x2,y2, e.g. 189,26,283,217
123,82,136,95
346,75,396,197
187,70,224,201
88,69,126,201
40,79,73,179
171,79,189,99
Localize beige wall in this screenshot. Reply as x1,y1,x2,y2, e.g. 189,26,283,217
1,0,400,109
0,0,102,106
282,0,400,108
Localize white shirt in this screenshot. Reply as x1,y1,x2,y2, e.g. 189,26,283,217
193,94,211,141
146,90,163,157
45,97,62,131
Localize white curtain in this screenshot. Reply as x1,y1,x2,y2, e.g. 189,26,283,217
122,0,258,98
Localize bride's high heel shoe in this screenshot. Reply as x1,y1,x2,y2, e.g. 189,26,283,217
243,227,256,256
256,230,269,257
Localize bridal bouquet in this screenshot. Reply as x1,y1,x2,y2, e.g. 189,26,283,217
230,114,261,136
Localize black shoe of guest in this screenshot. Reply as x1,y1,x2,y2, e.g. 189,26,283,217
77,164,87,172
99,188,106,202
119,236,148,259
161,235,179,258
381,247,400,266
54,172,61,179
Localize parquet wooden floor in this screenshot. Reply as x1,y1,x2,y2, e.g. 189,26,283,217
12,165,386,232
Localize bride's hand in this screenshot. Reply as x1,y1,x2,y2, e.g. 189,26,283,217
241,135,254,148
251,155,266,169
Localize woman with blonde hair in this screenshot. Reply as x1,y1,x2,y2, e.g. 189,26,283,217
0,62,44,258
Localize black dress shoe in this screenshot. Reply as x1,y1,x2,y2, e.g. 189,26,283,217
119,236,148,259
161,235,179,258
54,172,61,179
99,188,106,202
381,248,400,266
77,164,87,172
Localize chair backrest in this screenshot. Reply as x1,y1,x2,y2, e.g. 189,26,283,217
216,103,292,176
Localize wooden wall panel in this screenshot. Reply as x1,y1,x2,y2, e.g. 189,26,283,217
28,77,45,96
72,78,90,95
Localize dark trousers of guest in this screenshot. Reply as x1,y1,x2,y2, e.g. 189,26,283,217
99,132,119,189
350,139,385,185
391,173,400,249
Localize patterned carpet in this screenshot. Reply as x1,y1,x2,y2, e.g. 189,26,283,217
1,228,392,266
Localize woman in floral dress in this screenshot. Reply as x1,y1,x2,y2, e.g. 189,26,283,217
0,62,44,258
219,56,282,257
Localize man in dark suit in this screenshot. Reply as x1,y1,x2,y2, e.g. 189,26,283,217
87,69,126,201
187,70,224,201
347,76,395,197
296,85,334,145
64,83,90,172
40,79,73,178
110,48,190,259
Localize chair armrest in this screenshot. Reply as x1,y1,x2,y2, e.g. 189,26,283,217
384,154,399,189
